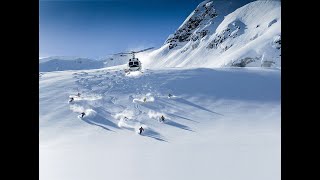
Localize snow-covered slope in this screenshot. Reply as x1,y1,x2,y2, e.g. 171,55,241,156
100,54,131,67
39,55,130,72
39,56,86,63
144,0,281,68
40,66,280,180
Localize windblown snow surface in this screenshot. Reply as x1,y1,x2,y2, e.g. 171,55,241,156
40,1,280,180
40,66,280,180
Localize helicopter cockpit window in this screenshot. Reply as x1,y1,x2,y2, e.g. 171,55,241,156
129,62,133,66
134,62,139,65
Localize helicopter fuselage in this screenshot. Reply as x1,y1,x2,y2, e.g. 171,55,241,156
128,58,141,71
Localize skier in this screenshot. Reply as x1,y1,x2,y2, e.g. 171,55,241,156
160,115,165,122
69,97,74,103
143,97,147,102
77,92,81,97
139,126,144,134
124,116,128,121
81,112,85,118
168,94,173,98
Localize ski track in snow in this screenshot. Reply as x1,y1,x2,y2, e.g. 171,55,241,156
69,68,200,141
62,66,280,143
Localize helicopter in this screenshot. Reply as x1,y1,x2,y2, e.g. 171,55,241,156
113,47,154,72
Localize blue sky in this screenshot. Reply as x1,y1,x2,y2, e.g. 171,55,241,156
39,0,205,58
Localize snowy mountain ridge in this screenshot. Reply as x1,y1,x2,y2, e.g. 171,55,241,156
39,54,130,72
39,57,105,72
143,0,281,68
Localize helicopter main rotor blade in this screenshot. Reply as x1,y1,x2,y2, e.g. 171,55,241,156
111,47,154,55
133,47,154,53
113,52,132,55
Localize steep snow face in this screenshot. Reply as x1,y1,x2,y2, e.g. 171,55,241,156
144,0,281,68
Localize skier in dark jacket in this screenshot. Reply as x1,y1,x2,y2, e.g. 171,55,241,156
81,112,85,118
69,97,74,103
139,127,144,134
160,115,165,122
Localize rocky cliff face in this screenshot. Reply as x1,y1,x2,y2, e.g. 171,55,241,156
165,0,218,50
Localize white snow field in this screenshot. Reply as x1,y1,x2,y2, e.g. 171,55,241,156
40,65,280,180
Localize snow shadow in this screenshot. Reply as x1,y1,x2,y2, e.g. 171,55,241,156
118,121,167,142
163,68,280,102
140,128,168,142
81,112,120,131
172,98,223,116
147,110,193,132
164,120,194,132
81,118,112,131
166,113,199,123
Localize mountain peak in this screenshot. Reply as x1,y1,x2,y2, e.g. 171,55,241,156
165,0,217,49
147,0,281,68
